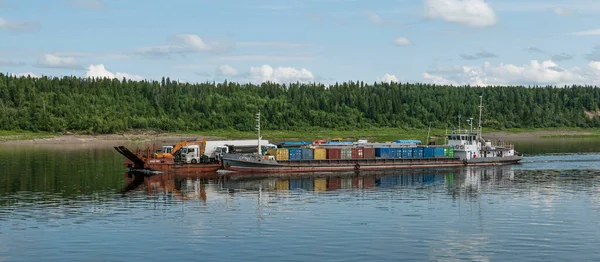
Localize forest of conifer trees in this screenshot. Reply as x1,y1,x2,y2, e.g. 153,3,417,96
1,73,600,134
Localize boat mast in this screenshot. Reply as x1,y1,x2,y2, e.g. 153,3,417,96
478,94,483,138
256,111,261,156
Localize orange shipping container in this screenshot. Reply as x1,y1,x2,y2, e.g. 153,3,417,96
326,148,342,159
276,149,289,160
314,148,327,160
363,148,375,159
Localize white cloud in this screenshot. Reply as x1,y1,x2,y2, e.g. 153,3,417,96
249,65,314,84
573,28,600,36
553,7,572,16
393,37,411,46
86,64,144,81
0,17,39,32
172,34,212,52
378,73,399,83
424,0,497,27
0,59,25,66
138,34,221,58
362,10,404,28
216,64,239,77
423,60,600,86
216,55,315,62
364,10,383,25
71,0,103,10
38,54,81,69
10,72,38,78
237,41,312,47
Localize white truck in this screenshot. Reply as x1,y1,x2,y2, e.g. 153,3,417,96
174,139,272,163
201,139,270,160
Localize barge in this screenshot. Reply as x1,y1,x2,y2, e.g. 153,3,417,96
114,138,270,174
222,95,523,173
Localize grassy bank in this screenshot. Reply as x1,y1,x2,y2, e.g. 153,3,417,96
0,131,60,142
4,127,600,144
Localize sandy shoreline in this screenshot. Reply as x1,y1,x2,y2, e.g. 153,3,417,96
0,130,596,147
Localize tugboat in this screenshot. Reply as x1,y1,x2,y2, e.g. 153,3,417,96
222,96,523,173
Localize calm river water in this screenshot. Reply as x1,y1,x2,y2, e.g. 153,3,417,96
1,138,600,261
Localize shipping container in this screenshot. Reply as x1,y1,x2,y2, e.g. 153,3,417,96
444,147,455,157
434,147,445,157
375,148,392,158
326,148,341,159
266,149,277,156
341,148,353,159
391,148,402,158
289,148,303,160
314,148,327,160
352,148,364,159
363,148,375,159
424,147,435,158
301,148,314,160
401,148,413,158
314,178,327,191
412,147,424,158
276,148,289,160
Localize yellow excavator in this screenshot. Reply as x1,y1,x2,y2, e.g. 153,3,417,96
154,138,207,159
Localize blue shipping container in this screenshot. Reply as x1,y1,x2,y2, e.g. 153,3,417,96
289,148,303,160
413,147,424,158
389,148,402,158
434,147,445,157
402,148,413,158
375,148,393,158
301,148,314,160
424,147,435,158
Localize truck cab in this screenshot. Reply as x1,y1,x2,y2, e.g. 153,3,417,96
180,145,201,163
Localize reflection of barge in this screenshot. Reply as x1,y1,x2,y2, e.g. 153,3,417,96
223,96,523,173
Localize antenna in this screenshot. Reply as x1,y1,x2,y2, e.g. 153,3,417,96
478,94,483,137
468,117,474,132
256,111,261,156
458,114,461,132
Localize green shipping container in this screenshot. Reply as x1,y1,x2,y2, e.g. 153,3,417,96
444,147,454,157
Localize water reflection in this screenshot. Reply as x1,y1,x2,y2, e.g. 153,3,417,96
120,166,520,201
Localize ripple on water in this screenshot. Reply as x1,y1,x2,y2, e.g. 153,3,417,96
2,157,600,260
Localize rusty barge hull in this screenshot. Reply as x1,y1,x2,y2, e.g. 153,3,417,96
223,157,467,173
144,159,221,173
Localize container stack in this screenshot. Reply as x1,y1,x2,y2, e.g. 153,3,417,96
266,140,458,161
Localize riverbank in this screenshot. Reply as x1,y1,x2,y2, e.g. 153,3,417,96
2,128,600,146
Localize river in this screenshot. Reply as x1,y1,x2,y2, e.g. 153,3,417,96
1,137,600,261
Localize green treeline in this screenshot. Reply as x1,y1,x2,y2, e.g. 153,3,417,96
1,73,600,133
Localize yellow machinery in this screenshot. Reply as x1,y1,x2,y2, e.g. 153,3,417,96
154,138,207,159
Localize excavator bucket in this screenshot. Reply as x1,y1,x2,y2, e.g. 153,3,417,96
114,146,146,168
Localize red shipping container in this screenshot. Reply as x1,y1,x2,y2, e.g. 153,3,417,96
363,148,375,159
326,148,342,159
351,148,364,159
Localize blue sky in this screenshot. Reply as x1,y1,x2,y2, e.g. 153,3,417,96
2,0,600,86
